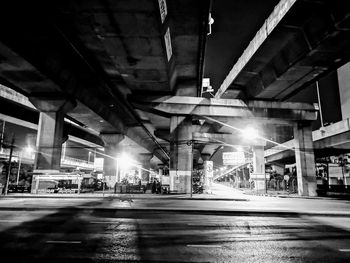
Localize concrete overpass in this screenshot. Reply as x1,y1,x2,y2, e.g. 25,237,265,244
0,0,349,196
0,84,104,149
265,118,350,164
214,0,350,100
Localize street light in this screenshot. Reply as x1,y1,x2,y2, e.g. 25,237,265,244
115,153,138,183
117,153,136,170
242,127,259,140
201,78,214,97
24,146,34,154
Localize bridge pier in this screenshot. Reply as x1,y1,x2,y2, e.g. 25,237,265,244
138,153,153,184
29,96,76,171
28,96,76,194
201,154,212,193
252,145,266,192
170,116,193,194
294,122,317,196
100,133,124,188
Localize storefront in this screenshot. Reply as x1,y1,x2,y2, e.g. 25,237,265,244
316,155,349,193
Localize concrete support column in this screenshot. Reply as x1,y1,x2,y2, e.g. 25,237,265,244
157,164,170,187
201,154,212,192
201,153,211,162
271,164,285,176
252,145,265,192
170,116,193,193
139,153,153,183
158,164,164,177
29,96,76,171
100,133,124,188
293,122,317,196
35,112,65,170
29,95,76,194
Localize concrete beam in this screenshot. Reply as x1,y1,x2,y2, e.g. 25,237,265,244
265,133,350,164
265,148,295,164
265,140,294,158
215,0,297,98
154,129,170,142
68,135,103,150
29,94,76,113
265,119,350,163
193,132,266,146
0,113,37,130
314,132,350,149
204,116,293,126
201,144,221,159
0,84,35,109
132,96,318,121
126,127,169,164
65,123,104,147
0,112,104,149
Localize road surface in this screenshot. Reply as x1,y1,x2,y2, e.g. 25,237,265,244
0,184,349,262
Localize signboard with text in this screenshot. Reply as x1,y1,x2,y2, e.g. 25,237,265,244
204,161,213,178
222,152,245,165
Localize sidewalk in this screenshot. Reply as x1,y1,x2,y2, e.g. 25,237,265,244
1,184,350,218
242,187,350,200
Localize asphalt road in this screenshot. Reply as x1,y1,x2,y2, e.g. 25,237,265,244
1,196,350,262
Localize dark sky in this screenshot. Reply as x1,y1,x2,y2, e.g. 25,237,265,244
204,0,280,92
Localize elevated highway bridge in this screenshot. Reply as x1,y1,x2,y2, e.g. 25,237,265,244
0,0,350,196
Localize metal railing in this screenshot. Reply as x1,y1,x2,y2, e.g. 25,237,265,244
266,177,298,193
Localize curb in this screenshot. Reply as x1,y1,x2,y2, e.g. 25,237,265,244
242,191,350,200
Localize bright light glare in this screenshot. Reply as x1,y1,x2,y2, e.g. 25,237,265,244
242,127,258,140
117,154,135,170
235,146,243,152
24,146,34,154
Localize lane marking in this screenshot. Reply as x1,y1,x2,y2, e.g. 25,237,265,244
187,244,222,248
46,241,81,244
339,249,350,252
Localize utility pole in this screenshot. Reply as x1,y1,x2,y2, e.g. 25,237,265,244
189,140,193,198
16,151,22,185
316,81,324,127
0,120,5,153
4,136,15,195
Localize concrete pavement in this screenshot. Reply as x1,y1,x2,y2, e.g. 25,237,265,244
1,183,350,217
1,192,350,262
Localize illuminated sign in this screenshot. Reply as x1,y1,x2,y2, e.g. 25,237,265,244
223,151,245,165
204,161,213,178
158,0,167,23
164,27,172,61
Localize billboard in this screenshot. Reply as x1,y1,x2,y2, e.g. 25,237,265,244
223,152,245,165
